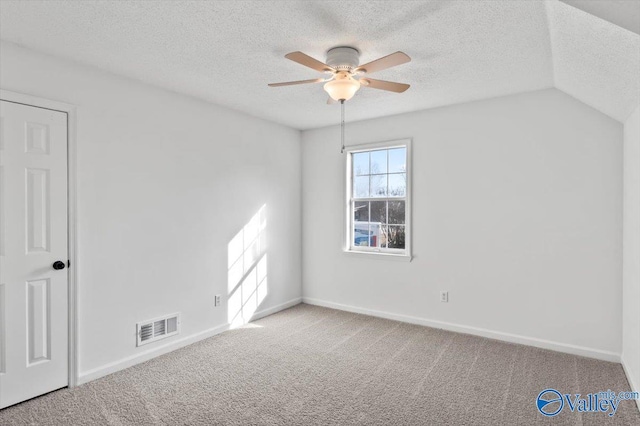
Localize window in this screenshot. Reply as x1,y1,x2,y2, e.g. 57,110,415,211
346,140,411,258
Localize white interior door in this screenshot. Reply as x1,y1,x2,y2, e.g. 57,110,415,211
0,100,68,409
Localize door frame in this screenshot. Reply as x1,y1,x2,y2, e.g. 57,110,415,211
0,89,79,388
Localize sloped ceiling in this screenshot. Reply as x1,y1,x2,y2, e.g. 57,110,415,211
0,1,638,128
551,0,640,121
560,0,640,35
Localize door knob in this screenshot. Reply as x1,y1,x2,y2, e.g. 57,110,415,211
52,261,66,270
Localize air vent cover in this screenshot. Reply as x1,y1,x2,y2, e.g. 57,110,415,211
137,313,180,346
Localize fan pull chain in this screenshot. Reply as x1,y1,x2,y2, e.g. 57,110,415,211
340,99,345,154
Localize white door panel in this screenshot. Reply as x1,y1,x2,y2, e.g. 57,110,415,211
0,100,68,409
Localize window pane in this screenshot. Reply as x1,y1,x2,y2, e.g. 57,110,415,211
354,176,369,197
370,174,387,197
369,222,383,248
388,173,406,197
370,150,387,174
388,200,405,224
389,148,406,173
370,201,386,224
354,201,369,222
387,225,405,249
354,222,371,247
353,152,369,176
379,225,389,249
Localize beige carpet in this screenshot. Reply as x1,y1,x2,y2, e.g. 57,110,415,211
1,303,638,425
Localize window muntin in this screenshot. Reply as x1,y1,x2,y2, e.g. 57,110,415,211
348,142,409,255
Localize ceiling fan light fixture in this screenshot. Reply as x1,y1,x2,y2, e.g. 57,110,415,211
324,77,360,101
270,48,411,153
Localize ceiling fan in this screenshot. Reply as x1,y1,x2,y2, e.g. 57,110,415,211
268,47,411,103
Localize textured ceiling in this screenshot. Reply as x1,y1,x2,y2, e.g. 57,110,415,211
549,0,640,121
0,1,637,128
560,0,640,35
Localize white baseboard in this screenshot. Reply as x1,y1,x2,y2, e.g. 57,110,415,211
250,297,302,322
302,297,621,363
77,322,229,385
77,297,303,385
621,354,640,412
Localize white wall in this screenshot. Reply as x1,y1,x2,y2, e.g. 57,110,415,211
0,41,302,380
302,89,623,359
623,104,640,395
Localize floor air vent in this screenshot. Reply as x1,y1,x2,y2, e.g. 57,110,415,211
137,313,180,346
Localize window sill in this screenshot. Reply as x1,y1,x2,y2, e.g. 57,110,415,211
343,249,412,262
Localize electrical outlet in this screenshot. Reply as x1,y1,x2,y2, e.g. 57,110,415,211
214,294,221,307
440,291,448,303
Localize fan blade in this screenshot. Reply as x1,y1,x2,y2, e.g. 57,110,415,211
285,51,335,73
360,78,410,93
268,78,325,87
327,97,338,105
355,51,411,74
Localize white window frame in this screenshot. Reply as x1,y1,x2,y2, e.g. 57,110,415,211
344,139,412,261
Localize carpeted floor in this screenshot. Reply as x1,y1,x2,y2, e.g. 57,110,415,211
1,303,639,425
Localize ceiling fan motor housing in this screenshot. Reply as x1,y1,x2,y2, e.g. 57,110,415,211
326,46,360,71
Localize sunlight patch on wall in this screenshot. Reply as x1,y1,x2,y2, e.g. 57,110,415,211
227,205,267,328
